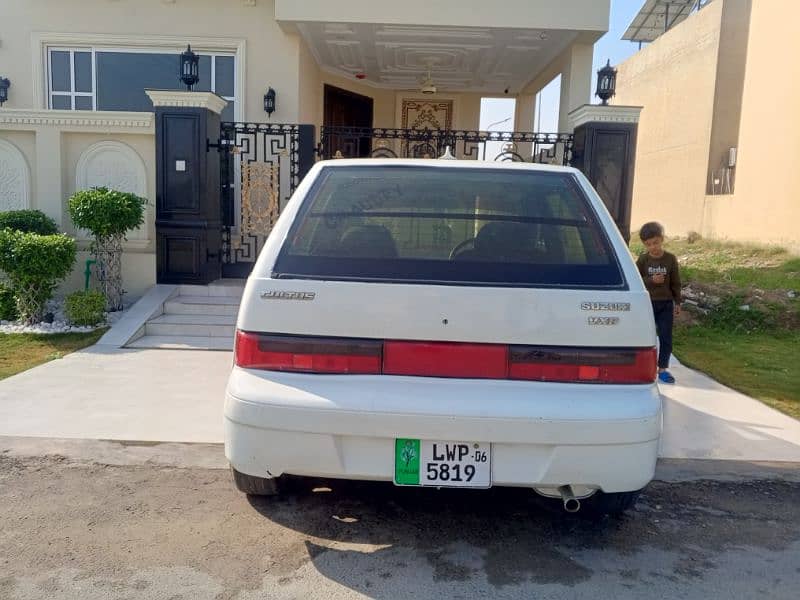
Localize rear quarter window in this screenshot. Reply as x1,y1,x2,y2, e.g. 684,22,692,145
274,165,625,288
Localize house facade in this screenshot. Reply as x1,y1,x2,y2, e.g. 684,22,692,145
0,0,612,296
614,0,800,251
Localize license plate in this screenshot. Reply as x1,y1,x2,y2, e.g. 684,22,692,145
394,439,491,488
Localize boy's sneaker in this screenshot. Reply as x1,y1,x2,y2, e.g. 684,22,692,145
658,371,676,384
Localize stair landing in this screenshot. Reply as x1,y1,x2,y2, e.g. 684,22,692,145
126,280,244,351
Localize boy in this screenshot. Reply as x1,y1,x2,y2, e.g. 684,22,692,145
636,222,682,384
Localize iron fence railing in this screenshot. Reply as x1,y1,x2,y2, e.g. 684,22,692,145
318,126,573,166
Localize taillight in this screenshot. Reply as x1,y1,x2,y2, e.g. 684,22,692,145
235,331,656,384
235,331,382,374
509,346,657,384
384,341,507,378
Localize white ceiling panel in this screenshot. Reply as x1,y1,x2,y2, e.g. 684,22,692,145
296,22,579,93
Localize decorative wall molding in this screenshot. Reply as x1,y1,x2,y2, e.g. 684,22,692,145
145,90,228,115
401,99,454,130
0,109,154,132
568,104,643,129
76,141,149,241
0,138,31,211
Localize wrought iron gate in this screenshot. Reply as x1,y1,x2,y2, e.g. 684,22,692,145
318,126,573,165
218,122,315,277
218,123,570,277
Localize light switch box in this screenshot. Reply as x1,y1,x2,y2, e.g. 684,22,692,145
175,160,186,172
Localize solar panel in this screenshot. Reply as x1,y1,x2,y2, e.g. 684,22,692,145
622,0,711,43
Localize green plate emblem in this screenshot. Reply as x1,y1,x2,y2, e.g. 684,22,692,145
395,438,420,485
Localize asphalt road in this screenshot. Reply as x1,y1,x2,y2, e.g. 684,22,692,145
1,444,799,599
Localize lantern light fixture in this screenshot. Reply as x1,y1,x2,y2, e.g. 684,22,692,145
0,77,10,106
596,59,617,106
263,87,276,117
179,45,199,90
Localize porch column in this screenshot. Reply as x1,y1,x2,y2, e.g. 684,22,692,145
558,43,593,133
146,90,227,285
513,94,536,158
568,105,643,242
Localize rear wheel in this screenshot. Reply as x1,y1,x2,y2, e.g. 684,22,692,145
230,467,281,496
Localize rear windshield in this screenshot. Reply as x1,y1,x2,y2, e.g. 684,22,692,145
274,165,624,288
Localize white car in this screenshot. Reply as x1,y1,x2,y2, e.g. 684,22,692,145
225,159,660,515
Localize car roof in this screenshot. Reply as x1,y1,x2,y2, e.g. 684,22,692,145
313,158,581,175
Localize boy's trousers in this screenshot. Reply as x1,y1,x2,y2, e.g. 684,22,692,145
652,300,674,369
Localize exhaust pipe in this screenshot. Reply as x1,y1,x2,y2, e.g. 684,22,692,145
559,485,581,513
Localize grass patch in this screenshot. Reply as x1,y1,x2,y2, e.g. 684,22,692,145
0,329,107,380
631,235,800,419
674,326,800,420
630,237,800,291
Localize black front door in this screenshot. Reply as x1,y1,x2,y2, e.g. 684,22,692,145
155,106,222,284
324,85,374,157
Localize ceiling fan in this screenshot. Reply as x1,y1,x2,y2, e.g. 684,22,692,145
420,64,437,95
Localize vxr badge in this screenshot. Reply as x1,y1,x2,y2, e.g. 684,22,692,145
588,316,619,326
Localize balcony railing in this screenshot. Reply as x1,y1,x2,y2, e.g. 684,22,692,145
318,126,573,166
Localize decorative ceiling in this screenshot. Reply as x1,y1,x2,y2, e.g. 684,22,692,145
295,23,580,94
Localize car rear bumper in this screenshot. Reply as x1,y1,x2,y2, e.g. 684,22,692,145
224,368,662,494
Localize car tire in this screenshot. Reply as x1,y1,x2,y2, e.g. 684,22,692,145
581,489,642,517
230,467,281,496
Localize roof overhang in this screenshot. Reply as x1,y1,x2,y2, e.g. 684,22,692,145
277,1,609,94
276,0,610,32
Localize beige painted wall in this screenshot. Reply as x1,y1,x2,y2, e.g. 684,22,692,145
616,0,799,251
0,114,157,299
703,0,800,251
297,38,324,129
0,0,302,122
614,0,723,239
61,132,156,243
705,0,751,191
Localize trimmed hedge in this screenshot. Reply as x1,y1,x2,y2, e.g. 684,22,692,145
0,230,77,324
68,187,147,240
65,290,106,326
0,210,59,235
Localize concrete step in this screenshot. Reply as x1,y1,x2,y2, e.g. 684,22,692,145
145,314,235,338
164,295,240,316
179,280,245,298
126,335,233,351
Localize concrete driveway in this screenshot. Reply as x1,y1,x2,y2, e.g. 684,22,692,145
1,448,799,600
0,346,799,463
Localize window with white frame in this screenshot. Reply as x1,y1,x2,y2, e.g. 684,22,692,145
47,47,236,120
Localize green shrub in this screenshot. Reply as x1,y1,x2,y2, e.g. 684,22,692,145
707,294,771,333
0,282,17,321
68,187,148,311
68,187,147,240
65,290,106,326
0,210,58,235
0,230,77,324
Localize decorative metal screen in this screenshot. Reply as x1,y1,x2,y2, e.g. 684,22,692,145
218,122,314,277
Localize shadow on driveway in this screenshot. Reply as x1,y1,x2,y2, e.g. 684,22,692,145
246,475,800,597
